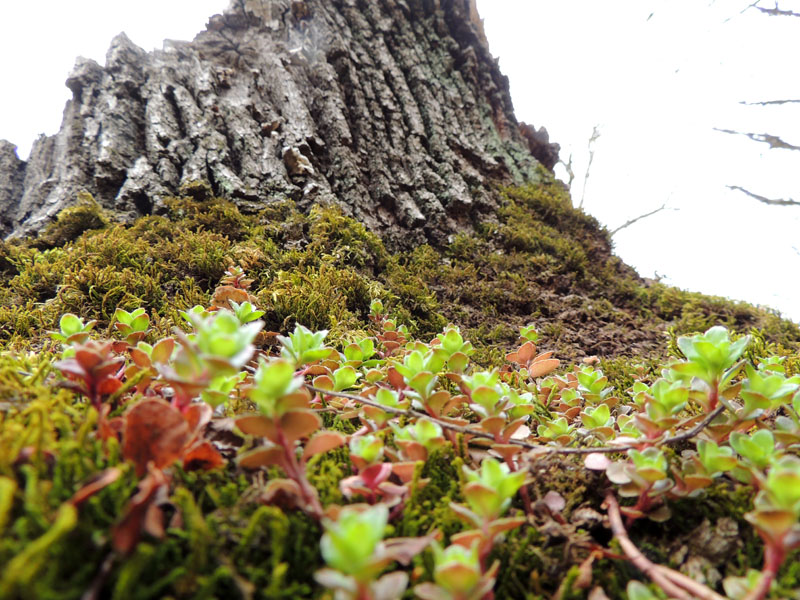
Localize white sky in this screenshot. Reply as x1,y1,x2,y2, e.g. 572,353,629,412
0,1,798,321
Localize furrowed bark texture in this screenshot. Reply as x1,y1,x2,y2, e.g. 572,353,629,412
0,0,558,247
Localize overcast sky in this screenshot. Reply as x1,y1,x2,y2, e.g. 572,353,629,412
0,1,798,321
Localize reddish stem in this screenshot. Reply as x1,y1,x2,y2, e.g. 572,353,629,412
276,428,323,519
744,542,784,600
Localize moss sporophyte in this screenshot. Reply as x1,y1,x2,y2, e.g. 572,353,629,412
2,193,800,598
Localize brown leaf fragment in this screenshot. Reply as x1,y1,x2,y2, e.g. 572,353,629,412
122,399,191,476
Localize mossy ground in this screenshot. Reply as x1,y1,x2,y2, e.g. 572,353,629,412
1,179,799,599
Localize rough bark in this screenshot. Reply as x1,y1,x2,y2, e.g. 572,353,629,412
0,0,558,247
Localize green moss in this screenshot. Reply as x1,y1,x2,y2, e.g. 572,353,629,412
33,192,109,250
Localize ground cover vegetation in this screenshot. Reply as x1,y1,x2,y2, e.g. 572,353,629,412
1,174,799,599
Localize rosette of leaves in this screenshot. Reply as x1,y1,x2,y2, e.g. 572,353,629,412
113,307,150,346
394,348,445,407
50,313,96,355
360,388,410,429
341,434,405,504
631,378,689,438
432,325,475,374
315,504,435,600
738,364,800,420
604,447,673,521
388,418,445,484
449,459,526,566
159,308,262,410
670,326,749,409
236,358,344,517
278,323,336,367
415,541,499,600
53,339,125,411
504,327,559,381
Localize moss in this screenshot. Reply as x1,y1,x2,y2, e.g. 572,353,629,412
33,192,109,250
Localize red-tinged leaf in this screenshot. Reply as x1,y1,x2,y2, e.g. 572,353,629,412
260,478,305,508
479,416,505,436
143,501,165,539
448,502,481,528
574,552,598,590
75,348,104,370
96,377,123,396
312,374,334,391
505,351,520,364
112,468,167,555
302,430,346,461
184,403,213,434
426,390,451,415
53,359,88,380
491,444,522,463
450,529,485,549
372,571,410,600
515,341,537,365
534,350,554,362
280,410,321,443
377,481,408,498
238,445,286,469
235,414,276,438
282,389,312,411
489,516,526,537
183,441,225,471
584,453,612,471
305,364,330,376
130,348,151,369
392,461,419,483
415,583,453,600
361,462,392,489
388,367,405,390
122,399,191,476
528,358,560,379
383,531,438,564
94,358,126,380
151,338,175,364
396,440,427,462
563,406,581,420
111,340,130,354
70,467,122,506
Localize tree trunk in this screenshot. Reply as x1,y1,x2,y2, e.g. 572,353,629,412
0,0,558,247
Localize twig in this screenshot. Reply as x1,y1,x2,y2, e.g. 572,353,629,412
714,128,800,151
305,387,726,456
604,492,692,600
604,492,727,600
739,98,800,105
578,126,601,209
727,185,800,207
609,204,669,237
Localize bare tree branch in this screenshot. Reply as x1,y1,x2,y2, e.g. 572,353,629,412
609,204,670,237
754,1,800,17
714,128,800,151
728,185,800,206
578,125,601,209
558,153,575,190
739,98,800,105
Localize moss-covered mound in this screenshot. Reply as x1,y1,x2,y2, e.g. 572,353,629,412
1,173,796,360
1,177,799,600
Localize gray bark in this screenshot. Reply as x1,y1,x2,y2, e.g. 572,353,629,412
0,0,558,247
